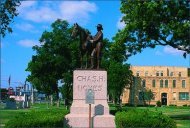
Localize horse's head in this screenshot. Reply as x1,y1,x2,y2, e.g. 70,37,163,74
71,23,80,38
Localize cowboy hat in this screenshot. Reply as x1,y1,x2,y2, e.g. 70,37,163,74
96,24,103,30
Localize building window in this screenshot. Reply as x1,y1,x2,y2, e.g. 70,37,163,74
160,71,163,76
179,92,189,100
173,80,176,88
173,92,176,100
136,71,140,77
182,80,186,88
145,71,148,76
170,72,174,76
142,80,146,87
156,71,159,76
179,72,181,77
160,80,163,88
152,79,156,87
165,80,168,88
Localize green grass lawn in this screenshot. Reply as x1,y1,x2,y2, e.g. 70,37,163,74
0,102,67,127
0,109,28,127
1,103,190,128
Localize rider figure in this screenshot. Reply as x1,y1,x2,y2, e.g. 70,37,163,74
90,24,103,69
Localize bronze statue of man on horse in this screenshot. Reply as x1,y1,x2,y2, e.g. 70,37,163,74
71,23,103,69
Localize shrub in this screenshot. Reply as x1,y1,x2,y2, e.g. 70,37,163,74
115,109,176,128
169,104,177,107
5,109,69,128
6,98,15,102
156,100,162,107
123,103,134,107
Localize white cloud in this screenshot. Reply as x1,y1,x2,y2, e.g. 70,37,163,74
60,1,97,24
22,7,59,23
15,23,39,33
18,39,39,47
18,1,59,23
18,1,36,13
20,1,36,8
18,1,97,24
155,50,164,56
117,16,125,30
164,46,184,55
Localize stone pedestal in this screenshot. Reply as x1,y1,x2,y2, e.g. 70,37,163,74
65,70,115,128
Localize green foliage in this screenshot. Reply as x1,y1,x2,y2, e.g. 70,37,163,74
115,0,190,57
108,61,132,104
182,104,188,107
0,0,20,37
156,100,162,107
26,19,79,98
143,88,155,105
1,88,8,100
6,97,15,102
169,104,177,107
105,29,133,104
59,72,73,105
115,110,177,128
5,109,69,128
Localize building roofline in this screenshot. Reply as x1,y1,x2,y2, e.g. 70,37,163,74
130,65,189,68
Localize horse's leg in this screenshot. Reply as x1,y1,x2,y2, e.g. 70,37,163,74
80,55,83,69
86,45,92,69
80,51,84,69
85,52,88,69
90,49,96,69
96,42,102,69
86,52,90,69
86,41,91,69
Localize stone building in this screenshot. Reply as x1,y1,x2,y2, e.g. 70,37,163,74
122,66,190,106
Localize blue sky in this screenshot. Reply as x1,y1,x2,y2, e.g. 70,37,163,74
1,1,189,88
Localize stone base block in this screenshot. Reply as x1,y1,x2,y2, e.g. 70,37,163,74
65,114,115,128
70,104,110,115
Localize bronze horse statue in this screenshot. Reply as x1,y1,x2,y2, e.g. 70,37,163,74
71,23,93,69
71,23,103,69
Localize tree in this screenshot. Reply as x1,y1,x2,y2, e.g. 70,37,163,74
26,20,78,103
1,88,8,101
143,89,155,106
59,72,73,106
108,61,132,106
0,0,20,37
105,29,134,106
115,0,190,57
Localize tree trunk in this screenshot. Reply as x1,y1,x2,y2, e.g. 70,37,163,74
57,99,60,107
46,95,49,109
55,88,60,107
50,95,53,106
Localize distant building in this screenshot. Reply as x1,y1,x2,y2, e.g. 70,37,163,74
122,66,190,106
7,87,15,95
